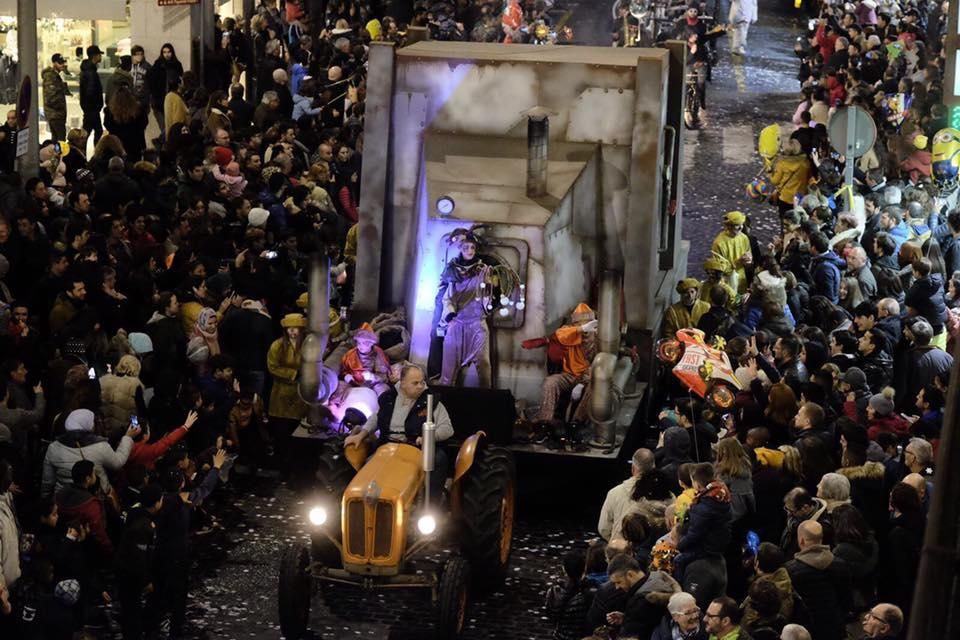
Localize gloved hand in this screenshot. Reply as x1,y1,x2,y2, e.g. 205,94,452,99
580,319,599,334
444,312,457,323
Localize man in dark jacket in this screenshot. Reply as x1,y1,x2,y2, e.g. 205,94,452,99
42,54,71,142
808,232,845,303
904,258,946,337
897,318,952,411
785,521,850,640
79,46,105,144
217,296,275,395
857,329,894,391
94,157,142,212
145,292,186,400
605,553,680,640
676,463,731,608
773,335,808,394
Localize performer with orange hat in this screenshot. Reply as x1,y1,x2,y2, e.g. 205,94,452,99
524,303,599,424
338,322,396,395
502,0,524,43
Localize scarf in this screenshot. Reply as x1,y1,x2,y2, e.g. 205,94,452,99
241,299,271,318
192,307,221,355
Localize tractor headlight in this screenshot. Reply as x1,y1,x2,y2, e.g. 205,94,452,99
417,514,437,536
308,506,328,526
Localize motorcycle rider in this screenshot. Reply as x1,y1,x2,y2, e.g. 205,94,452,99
682,4,727,110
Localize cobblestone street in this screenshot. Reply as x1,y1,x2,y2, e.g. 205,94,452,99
180,1,802,638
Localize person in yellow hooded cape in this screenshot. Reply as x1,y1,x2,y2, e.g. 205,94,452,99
663,278,710,339
523,302,598,425
701,254,738,312
711,211,753,293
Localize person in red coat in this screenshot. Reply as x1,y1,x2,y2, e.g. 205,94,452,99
125,410,198,473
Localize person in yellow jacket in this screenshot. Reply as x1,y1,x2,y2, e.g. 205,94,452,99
701,255,738,312
523,302,598,424
711,211,753,294
663,278,710,339
769,138,813,214
163,79,189,137
267,313,308,422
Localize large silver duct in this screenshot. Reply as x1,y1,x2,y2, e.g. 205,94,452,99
299,254,337,422
590,270,631,447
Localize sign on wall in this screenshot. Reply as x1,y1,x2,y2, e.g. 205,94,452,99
158,0,201,5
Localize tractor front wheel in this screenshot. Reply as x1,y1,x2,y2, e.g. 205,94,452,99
278,543,312,639
436,556,471,639
457,446,516,590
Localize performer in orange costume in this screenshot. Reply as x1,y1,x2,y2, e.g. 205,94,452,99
523,303,599,424
502,0,524,43
339,323,395,395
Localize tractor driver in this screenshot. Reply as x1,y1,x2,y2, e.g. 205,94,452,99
344,364,454,498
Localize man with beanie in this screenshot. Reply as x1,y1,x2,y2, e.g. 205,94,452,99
41,409,140,498
42,53,71,142
840,366,872,422
56,460,113,555
664,278,710,339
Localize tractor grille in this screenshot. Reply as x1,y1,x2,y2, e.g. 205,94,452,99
344,499,395,558
373,502,394,558
346,500,365,556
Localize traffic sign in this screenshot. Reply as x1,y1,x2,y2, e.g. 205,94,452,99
827,106,877,159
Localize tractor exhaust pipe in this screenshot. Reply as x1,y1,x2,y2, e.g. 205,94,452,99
300,254,336,424
526,113,549,198
422,395,436,507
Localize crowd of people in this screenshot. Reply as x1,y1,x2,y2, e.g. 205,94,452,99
543,1,954,639
0,0,455,637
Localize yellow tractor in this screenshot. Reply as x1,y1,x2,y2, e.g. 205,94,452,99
277,398,516,639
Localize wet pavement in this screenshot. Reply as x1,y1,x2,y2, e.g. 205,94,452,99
178,2,804,638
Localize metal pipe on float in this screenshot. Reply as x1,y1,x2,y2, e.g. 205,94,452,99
299,254,334,418
591,271,628,446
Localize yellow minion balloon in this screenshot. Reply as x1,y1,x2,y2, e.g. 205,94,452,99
932,127,960,194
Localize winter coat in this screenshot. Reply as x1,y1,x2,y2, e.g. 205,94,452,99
651,617,708,640
41,430,134,497
219,307,275,373
678,482,732,558
544,579,592,640
597,476,675,541
586,579,627,630
621,571,682,640
810,251,846,303
99,373,142,435
55,484,112,555
292,93,322,121
786,545,851,640
103,107,148,161
857,350,894,392
878,512,924,613
905,273,946,333
164,91,189,136
769,153,812,206
146,55,184,108
206,108,232,138
837,462,889,536
146,314,186,382
720,473,755,525
0,492,20,588
903,345,953,404
267,338,307,420
742,568,793,628
0,391,46,439
833,535,879,612
125,425,188,472
41,67,69,121
79,59,103,113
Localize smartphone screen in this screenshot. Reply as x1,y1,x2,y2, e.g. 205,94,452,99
131,415,139,427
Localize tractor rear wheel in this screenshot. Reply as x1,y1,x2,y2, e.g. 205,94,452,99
457,446,516,590
436,556,471,639
277,543,312,639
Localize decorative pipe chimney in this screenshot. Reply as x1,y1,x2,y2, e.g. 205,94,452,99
526,113,549,198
